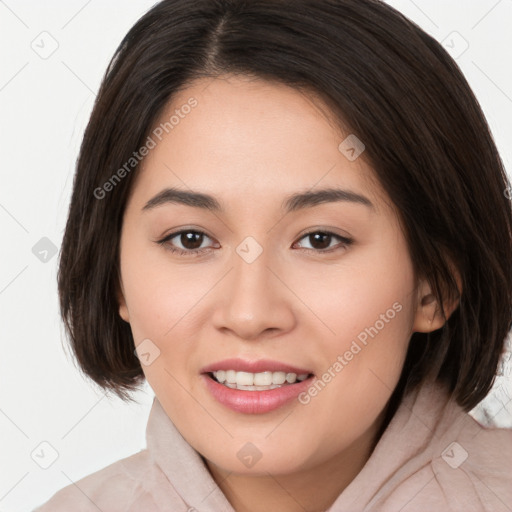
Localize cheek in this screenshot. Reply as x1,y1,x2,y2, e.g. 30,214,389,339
292,234,415,353
120,238,204,339
295,235,415,404
119,241,215,396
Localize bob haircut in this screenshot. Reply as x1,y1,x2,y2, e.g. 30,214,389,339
58,0,512,411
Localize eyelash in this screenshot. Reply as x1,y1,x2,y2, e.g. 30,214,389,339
156,229,354,257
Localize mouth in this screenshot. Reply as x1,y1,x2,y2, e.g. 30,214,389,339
206,370,313,391
199,358,316,413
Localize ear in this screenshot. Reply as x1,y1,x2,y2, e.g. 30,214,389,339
116,279,130,323
412,261,462,333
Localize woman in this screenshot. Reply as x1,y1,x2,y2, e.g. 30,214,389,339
35,0,512,510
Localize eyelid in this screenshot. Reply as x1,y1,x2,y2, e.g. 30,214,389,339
295,226,353,242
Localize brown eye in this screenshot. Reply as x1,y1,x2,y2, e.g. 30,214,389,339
176,231,205,250
306,232,332,250
294,230,354,253
157,229,216,256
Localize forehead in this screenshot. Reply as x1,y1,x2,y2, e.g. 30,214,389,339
127,75,389,216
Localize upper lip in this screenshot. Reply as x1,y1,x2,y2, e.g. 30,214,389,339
200,358,314,375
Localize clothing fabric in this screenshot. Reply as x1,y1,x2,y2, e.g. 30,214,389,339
34,380,512,511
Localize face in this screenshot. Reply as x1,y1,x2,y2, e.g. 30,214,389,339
117,75,434,477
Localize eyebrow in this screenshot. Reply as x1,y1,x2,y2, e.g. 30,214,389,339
142,186,375,213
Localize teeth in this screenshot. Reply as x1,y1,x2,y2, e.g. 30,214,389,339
212,370,310,388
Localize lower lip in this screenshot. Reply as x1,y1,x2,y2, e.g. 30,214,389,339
201,373,314,414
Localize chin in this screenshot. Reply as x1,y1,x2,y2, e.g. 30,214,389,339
205,448,314,477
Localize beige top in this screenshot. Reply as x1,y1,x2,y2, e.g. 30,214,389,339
34,380,512,511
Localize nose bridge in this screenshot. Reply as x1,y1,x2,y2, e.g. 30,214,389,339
212,237,295,339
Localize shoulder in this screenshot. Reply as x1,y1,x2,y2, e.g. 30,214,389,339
371,383,512,512
427,410,512,511
32,449,161,512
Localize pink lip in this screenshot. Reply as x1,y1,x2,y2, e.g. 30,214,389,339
199,358,315,415
200,358,313,375
201,373,315,414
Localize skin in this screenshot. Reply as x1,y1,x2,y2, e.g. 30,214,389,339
117,75,459,512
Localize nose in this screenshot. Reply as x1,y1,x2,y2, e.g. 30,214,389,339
211,246,296,341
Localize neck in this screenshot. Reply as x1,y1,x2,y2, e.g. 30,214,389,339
205,406,389,512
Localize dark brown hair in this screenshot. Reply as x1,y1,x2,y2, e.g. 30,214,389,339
58,0,512,410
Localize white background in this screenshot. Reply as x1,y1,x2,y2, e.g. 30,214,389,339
1,1,511,511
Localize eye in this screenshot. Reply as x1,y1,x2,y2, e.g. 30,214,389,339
293,230,354,253
156,229,218,257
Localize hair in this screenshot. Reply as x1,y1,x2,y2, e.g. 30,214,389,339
58,0,512,410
